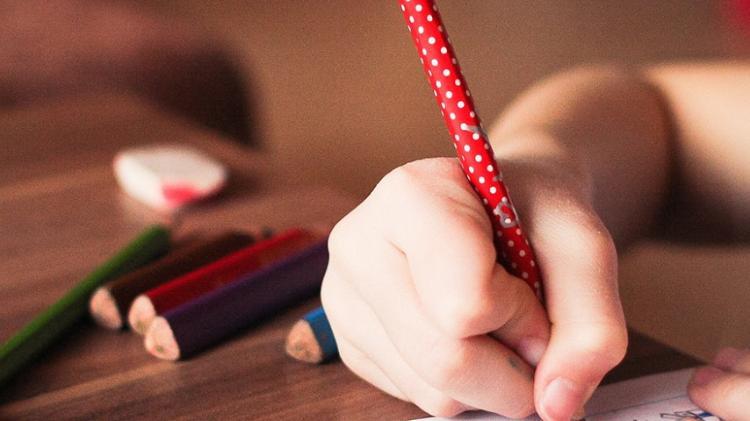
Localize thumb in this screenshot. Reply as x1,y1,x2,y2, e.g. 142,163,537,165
531,210,627,421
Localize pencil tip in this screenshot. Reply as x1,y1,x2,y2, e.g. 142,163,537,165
128,294,156,335
145,316,180,361
285,320,324,364
89,288,123,330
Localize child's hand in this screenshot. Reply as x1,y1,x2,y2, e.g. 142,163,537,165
321,157,627,420
689,347,750,420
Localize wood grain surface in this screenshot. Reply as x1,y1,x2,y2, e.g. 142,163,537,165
0,94,698,420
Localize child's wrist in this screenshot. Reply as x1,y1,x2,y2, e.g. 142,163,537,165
490,128,595,207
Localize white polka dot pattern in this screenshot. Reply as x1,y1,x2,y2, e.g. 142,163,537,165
398,0,542,299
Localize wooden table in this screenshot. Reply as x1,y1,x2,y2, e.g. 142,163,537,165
0,94,698,419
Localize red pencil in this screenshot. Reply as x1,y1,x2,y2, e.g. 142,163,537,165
398,0,542,297
128,228,320,334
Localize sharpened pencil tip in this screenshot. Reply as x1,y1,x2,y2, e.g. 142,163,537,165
145,316,180,361
128,294,156,335
285,320,324,364
89,288,123,330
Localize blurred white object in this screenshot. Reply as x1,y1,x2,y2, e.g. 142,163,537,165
114,145,227,211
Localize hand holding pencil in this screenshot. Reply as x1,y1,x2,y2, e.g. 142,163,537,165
313,1,628,420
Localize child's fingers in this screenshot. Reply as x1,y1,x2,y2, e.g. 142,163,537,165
487,268,550,366
321,268,468,417
365,158,550,350
336,233,536,418
688,366,750,421
526,207,627,421
712,347,750,374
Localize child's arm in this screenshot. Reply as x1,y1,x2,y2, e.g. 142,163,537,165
322,62,749,421
494,63,750,243
646,62,750,238
491,65,671,246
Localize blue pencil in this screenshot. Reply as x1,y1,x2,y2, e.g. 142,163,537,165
285,306,338,364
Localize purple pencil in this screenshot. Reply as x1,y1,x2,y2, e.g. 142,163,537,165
144,240,328,360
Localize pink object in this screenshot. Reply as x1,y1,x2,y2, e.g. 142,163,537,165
114,145,227,211
398,0,542,298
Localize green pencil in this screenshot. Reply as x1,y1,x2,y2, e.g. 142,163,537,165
0,225,170,387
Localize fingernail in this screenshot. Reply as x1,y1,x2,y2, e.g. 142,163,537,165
691,366,724,387
713,347,744,370
517,337,546,366
541,377,586,421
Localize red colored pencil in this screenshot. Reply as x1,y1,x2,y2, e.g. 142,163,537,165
398,0,542,297
128,228,320,334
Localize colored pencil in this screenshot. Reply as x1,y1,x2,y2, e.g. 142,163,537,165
89,231,253,330
286,0,546,364
0,225,169,386
144,240,329,360
128,228,319,335
285,307,338,364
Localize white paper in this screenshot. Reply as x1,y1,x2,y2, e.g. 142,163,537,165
413,368,720,421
